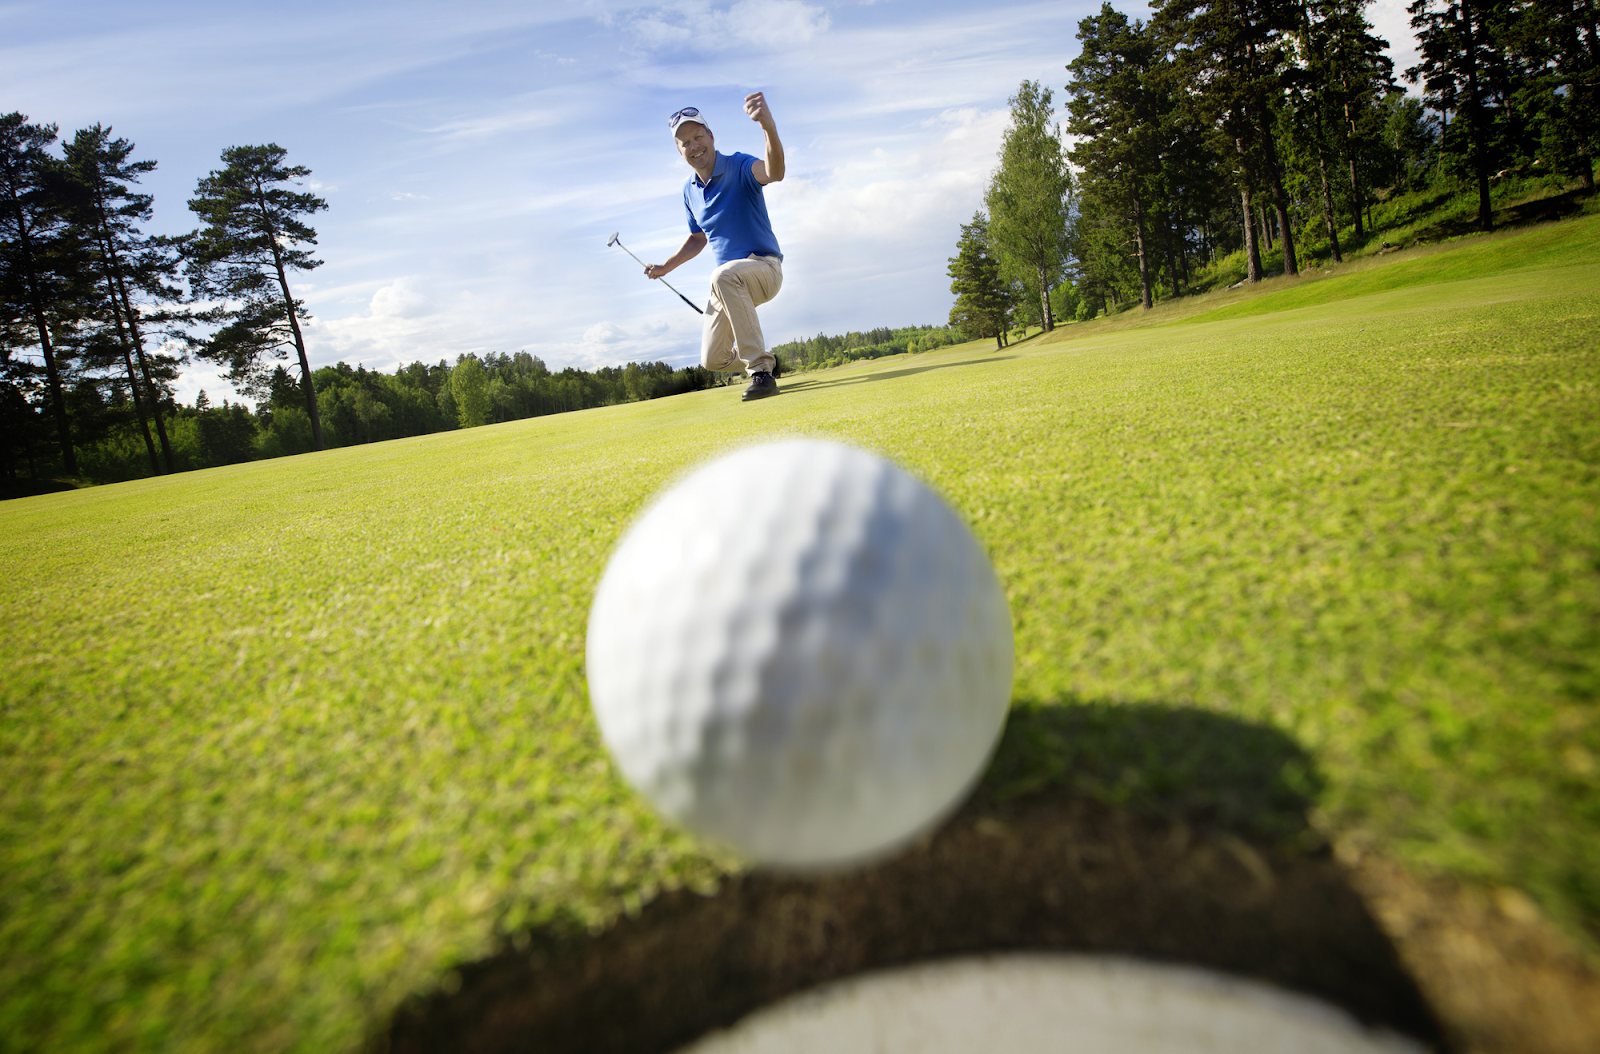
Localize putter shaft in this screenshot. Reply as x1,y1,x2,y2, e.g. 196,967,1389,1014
611,236,704,315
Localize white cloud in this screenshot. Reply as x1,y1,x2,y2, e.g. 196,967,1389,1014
563,318,683,368
752,104,1012,339
419,91,579,143
370,277,437,319
624,0,829,54
168,357,240,410
303,277,458,373
725,0,830,49
583,320,630,343
631,13,696,49
1368,0,1422,88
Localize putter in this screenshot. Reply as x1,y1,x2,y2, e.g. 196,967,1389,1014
608,232,704,315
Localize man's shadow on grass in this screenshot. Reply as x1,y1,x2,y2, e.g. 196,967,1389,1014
781,353,1018,394
383,695,1442,1054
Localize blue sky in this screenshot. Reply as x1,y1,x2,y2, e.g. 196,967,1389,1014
4,0,1418,405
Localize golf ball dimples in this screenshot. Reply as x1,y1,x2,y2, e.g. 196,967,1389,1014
586,439,1013,870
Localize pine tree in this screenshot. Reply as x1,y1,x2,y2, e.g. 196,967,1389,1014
1158,0,1303,279
1320,0,1398,240
62,125,183,473
1506,0,1599,191
0,113,86,473
1287,0,1394,260
186,144,328,448
1067,6,1170,309
947,213,1013,350
1407,0,1509,230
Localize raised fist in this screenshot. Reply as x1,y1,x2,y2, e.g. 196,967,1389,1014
743,92,774,127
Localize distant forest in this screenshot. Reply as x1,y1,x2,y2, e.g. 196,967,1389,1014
70,353,721,483
68,324,971,480
771,324,965,371
948,0,1597,342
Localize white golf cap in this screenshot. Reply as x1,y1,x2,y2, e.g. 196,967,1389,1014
669,107,708,134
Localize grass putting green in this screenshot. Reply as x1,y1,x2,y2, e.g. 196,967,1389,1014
2,215,1597,1053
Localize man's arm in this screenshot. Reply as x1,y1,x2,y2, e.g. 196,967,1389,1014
745,92,785,185
645,231,707,278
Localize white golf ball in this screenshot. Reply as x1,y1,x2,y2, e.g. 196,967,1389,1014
586,439,1013,870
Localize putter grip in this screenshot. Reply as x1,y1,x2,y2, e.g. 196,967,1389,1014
679,292,704,314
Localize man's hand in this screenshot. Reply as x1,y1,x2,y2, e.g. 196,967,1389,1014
649,232,708,278
746,92,785,184
744,91,775,129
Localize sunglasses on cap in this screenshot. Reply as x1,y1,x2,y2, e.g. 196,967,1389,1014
669,107,705,130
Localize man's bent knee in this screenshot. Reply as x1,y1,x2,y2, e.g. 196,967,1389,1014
702,344,741,372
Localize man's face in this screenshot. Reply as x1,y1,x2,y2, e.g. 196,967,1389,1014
674,121,714,172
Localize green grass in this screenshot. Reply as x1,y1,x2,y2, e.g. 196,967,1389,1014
3,214,1598,1052
1185,212,1600,323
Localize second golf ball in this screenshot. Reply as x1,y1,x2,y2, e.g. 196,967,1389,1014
586,438,1014,870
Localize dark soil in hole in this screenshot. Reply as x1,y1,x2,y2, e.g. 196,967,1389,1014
378,701,1600,1054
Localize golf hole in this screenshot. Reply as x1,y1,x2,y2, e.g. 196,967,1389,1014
676,953,1424,1054
382,769,1448,1054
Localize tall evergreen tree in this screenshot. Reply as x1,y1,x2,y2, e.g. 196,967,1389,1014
1067,6,1170,309
1506,0,1599,190
55,285,159,475
1158,0,1302,279
947,213,1013,349
985,81,1073,330
1320,0,1397,239
62,125,181,473
1,260,50,479
186,144,328,448
1408,0,1508,230
1158,99,1220,291
0,113,85,473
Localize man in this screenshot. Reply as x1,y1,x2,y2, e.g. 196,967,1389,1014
646,93,786,401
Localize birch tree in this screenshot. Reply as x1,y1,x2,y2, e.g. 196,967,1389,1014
985,81,1073,331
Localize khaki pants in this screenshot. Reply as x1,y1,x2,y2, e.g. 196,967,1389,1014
702,254,783,376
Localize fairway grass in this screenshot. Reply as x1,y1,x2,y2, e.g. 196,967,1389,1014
3,216,1597,1052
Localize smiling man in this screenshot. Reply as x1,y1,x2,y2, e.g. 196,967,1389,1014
646,93,786,401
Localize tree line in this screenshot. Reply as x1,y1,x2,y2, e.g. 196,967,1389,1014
74,353,718,482
771,324,965,372
949,0,1597,337
0,116,718,488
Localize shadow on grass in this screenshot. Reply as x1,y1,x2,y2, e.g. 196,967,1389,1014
382,697,1442,1054
782,354,1018,394
1498,186,1593,226
1409,186,1593,243
0,477,85,501
981,696,1324,845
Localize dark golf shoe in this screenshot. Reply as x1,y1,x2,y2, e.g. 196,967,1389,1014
742,371,779,401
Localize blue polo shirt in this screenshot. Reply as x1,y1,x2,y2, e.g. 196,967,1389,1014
684,151,783,266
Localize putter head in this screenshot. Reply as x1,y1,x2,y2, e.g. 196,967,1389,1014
606,232,620,247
